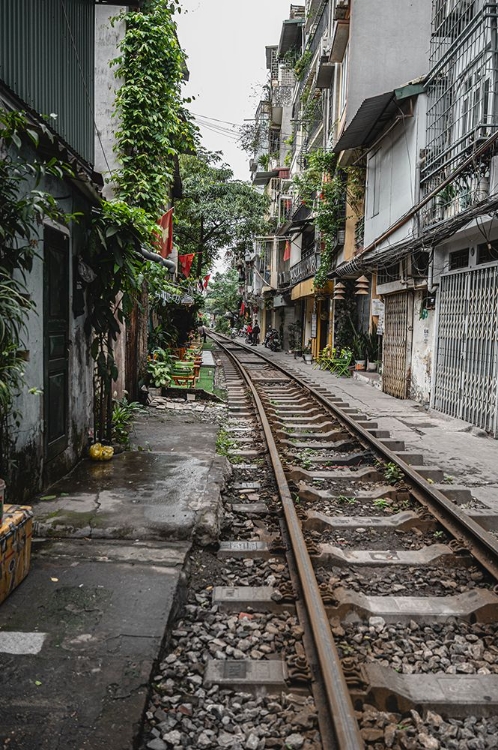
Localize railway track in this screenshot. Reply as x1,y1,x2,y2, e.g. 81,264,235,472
141,334,498,750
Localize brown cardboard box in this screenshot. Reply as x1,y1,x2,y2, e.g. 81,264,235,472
0,504,33,605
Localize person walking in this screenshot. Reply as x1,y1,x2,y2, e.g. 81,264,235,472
252,322,260,346
198,323,207,343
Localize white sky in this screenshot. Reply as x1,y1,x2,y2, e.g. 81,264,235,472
176,0,291,181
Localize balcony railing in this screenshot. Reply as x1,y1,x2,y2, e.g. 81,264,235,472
290,253,321,284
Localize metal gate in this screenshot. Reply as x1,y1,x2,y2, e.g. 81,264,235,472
382,292,412,399
434,266,498,435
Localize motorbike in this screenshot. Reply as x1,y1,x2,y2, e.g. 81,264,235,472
263,329,273,348
269,332,281,351
264,328,281,351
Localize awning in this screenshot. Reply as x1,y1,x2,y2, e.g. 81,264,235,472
333,83,425,153
330,19,349,63
316,60,335,89
291,278,315,299
278,18,304,56
253,169,279,186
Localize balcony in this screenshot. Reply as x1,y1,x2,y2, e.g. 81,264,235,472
290,253,321,285
330,18,350,63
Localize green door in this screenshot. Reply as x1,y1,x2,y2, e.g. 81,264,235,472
44,227,70,461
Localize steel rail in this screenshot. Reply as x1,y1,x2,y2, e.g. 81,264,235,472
217,334,498,580
214,335,364,750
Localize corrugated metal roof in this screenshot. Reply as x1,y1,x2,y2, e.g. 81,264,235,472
333,92,395,153
333,83,426,153
0,0,95,164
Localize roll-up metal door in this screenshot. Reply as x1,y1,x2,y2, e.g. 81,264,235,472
382,292,412,399
434,266,498,435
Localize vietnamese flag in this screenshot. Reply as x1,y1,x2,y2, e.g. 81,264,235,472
179,253,195,277
283,240,291,261
240,300,245,314
157,208,174,258
203,274,211,289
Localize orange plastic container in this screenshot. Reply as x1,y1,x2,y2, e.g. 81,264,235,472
0,504,33,605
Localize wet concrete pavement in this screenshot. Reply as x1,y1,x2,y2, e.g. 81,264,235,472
0,402,228,750
34,407,228,545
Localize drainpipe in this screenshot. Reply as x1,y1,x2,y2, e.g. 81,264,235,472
139,246,176,272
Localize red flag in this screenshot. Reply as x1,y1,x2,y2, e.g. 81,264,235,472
178,253,195,277
240,301,245,314
283,240,291,261
203,274,211,289
157,208,173,258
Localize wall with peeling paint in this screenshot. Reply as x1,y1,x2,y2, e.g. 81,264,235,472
410,290,436,406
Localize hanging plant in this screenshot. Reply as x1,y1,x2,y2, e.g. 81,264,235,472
294,49,313,81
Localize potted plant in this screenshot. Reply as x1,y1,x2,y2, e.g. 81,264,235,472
351,332,367,370
147,347,173,393
365,327,379,371
288,321,303,357
302,342,313,363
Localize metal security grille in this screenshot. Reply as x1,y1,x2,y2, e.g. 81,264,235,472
382,293,412,399
421,0,498,227
434,266,498,435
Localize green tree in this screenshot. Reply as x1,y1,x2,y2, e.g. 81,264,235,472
174,151,268,277
205,269,240,319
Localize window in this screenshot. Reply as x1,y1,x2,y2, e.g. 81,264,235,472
477,242,498,264
411,250,430,277
301,225,316,258
377,262,400,286
449,247,469,269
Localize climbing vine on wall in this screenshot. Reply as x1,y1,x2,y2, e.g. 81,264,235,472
293,150,347,288
111,0,197,217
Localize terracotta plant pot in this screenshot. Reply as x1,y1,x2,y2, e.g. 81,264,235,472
355,360,366,371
